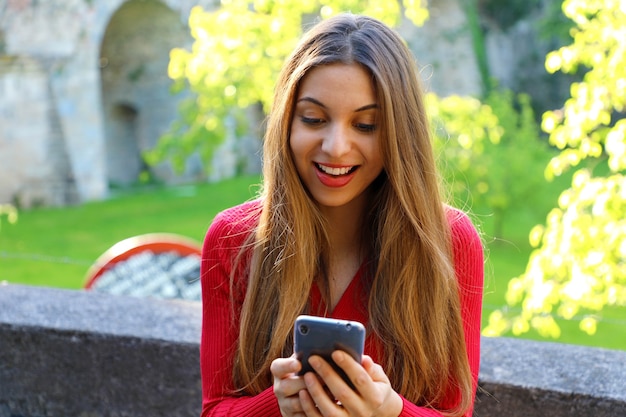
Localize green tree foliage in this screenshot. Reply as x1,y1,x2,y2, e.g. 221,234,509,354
484,0,626,338
430,89,554,238
428,94,502,208
144,0,429,173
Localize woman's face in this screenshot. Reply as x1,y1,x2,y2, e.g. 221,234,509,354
289,63,384,212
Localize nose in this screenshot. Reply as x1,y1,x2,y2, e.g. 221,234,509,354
321,124,351,157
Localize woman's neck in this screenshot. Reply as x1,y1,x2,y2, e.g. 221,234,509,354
318,196,369,311
319,199,365,253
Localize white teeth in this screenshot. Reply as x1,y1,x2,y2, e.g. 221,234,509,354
317,164,353,176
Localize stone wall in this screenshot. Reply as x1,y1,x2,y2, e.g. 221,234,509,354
0,284,202,416
1,284,625,417
0,0,217,207
400,0,482,98
476,336,626,417
100,0,198,186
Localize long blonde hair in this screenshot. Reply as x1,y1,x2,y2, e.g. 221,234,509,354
232,14,473,416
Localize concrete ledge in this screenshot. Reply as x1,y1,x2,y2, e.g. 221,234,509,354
0,284,202,417
1,284,625,417
476,336,626,416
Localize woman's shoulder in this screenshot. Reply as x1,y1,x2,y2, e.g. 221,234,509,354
444,205,482,246
444,205,484,288
213,199,262,226
204,199,262,248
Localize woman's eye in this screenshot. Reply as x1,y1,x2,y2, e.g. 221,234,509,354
355,123,376,133
300,116,325,126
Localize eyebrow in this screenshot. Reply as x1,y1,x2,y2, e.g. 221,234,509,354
296,97,378,112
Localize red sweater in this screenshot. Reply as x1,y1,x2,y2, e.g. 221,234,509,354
200,199,484,416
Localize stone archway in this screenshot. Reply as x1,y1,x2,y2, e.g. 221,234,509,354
99,0,191,187
108,102,143,184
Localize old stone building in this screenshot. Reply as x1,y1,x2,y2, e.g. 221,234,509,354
0,0,218,207
0,0,562,207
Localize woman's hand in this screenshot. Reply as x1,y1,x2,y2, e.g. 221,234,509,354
271,355,308,416
298,352,403,417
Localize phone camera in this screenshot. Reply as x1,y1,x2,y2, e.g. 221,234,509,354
345,323,352,331
299,324,309,335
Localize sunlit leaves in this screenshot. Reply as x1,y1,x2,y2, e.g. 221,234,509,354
543,0,626,178
486,172,626,337
0,204,18,233
428,93,502,208
429,94,502,149
403,0,429,26
429,90,553,238
483,0,626,340
606,120,626,172
148,0,429,174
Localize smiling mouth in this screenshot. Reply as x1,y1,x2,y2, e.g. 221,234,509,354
316,163,358,176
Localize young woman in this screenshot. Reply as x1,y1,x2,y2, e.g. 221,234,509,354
200,13,484,417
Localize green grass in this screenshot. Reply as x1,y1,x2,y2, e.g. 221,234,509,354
1,174,625,351
0,176,262,289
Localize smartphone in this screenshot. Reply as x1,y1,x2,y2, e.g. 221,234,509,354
294,315,366,389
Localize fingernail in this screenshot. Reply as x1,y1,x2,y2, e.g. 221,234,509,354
332,350,344,363
308,356,321,369
304,372,316,387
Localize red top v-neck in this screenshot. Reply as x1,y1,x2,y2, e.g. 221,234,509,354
200,199,484,417
308,264,387,368
308,264,367,320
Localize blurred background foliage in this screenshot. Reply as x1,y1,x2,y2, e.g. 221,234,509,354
484,0,626,338
0,205,18,233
